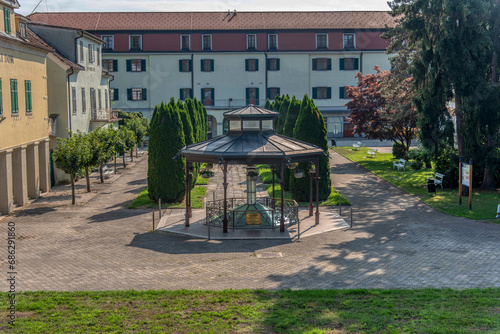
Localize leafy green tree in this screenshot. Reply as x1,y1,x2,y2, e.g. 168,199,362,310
276,95,290,135
52,135,88,204
125,117,147,158
92,128,116,182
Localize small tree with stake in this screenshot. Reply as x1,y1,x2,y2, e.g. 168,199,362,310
125,117,147,158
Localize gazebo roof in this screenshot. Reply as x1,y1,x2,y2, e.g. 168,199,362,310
224,105,278,118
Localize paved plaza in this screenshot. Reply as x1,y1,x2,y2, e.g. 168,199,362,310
1,151,499,291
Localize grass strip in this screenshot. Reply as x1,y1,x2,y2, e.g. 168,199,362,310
1,288,499,333
128,187,207,209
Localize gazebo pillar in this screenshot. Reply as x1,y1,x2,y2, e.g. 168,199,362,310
315,158,320,225
185,161,190,227
271,165,276,206
222,162,228,233
309,168,314,216
280,162,285,232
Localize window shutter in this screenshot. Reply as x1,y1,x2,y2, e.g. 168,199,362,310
255,59,259,71
201,59,204,71
312,87,317,99
327,87,332,99
339,87,345,99
141,59,146,71
179,60,183,72
277,88,280,96
276,59,280,71
267,88,270,99
113,60,118,72
127,89,132,100
179,88,183,99
210,59,214,71
245,59,249,71
189,88,193,99
266,59,270,71
201,88,203,101
354,58,359,70
126,60,131,72
142,89,147,100
327,58,332,70
114,89,119,101
256,88,259,105
339,58,345,70
246,88,249,104
189,60,193,72
312,59,317,70
210,88,214,106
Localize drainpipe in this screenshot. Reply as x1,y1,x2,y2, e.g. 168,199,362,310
108,73,115,119
190,53,194,98
265,53,268,104
360,52,363,73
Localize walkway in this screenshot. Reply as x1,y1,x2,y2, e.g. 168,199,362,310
1,151,499,291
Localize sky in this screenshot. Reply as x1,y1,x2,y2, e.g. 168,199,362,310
17,0,392,16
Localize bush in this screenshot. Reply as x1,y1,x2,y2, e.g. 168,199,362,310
409,159,424,170
392,142,407,159
432,148,459,188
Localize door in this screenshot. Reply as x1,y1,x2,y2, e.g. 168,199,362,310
343,118,355,137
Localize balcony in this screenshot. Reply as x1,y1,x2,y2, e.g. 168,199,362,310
91,108,120,122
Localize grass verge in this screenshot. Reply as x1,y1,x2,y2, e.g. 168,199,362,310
333,146,499,220
1,288,499,333
128,187,207,209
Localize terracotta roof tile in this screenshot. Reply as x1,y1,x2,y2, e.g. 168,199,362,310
29,11,396,31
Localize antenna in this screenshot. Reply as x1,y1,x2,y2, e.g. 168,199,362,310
30,0,44,15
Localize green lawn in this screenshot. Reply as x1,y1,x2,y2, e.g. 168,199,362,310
334,147,500,220
128,187,207,209
1,288,499,333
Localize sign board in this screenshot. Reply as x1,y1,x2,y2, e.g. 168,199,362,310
461,163,470,187
459,160,473,210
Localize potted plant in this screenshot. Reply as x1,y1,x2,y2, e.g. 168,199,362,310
308,164,316,174
287,162,298,170
247,170,259,181
200,170,214,179
294,169,304,178
205,163,214,170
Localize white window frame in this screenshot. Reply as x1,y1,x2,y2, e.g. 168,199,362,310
247,34,256,50
102,59,114,72
19,22,26,37
268,34,278,50
180,34,190,50
79,41,84,63
102,35,114,50
129,35,143,50
88,44,95,63
132,88,143,101
343,33,356,49
316,33,328,49
202,34,212,51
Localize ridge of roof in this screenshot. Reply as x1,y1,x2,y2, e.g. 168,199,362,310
28,21,105,43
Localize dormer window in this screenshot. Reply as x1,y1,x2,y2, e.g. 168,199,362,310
247,34,256,50
343,33,355,49
129,35,142,51
102,35,114,50
316,33,328,49
19,22,26,37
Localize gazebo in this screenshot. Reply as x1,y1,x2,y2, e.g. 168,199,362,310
177,105,327,233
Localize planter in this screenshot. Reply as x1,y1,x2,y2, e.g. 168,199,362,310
249,175,259,181
202,173,211,179
287,162,298,170
294,172,304,178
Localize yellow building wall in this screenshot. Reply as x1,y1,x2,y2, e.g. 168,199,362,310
0,4,16,35
0,45,49,150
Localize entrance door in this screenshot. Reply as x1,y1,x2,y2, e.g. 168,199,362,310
343,118,355,137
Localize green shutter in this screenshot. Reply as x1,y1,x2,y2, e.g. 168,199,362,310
354,58,359,70
327,59,332,70
339,58,345,70
210,59,214,71
255,88,259,105
4,8,11,34
113,60,118,72
246,88,249,104
127,89,132,100
312,59,317,70
201,88,203,101
276,59,280,71
245,59,249,71
189,88,193,98
339,87,345,99
327,87,332,99
201,59,204,71
141,59,146,71
113,89,119,101
312,87,317,99
180,88,184,99
210,88,214,106
266,59,270,71
126,60,131,71
179,59,183,72
0,78,3,115
266,88,270,99
189,60,193,72
25,81,32,113
142,89,147,100
10,79,18,113
255,59,259,71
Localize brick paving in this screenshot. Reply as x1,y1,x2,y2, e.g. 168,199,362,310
1,151,499,291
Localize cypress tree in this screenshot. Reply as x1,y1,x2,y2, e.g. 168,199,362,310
185,98,201,142
282,96,301,137
147,104,161,201
289,96,331,201
264,99,272,109
276,95,290,135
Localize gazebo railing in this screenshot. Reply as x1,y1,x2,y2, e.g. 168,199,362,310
206,197,299,229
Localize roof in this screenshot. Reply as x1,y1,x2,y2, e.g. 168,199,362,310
28,11,396,32
28,22,105,44
0,0,20,9
224,105,278,118
26,27,84,70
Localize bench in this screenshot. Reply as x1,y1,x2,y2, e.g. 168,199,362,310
352,141,362,150
434,172,444,189
367,148,378,158
102,165,114,179
393,159,406,171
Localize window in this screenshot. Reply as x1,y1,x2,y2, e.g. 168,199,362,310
268,34,278,50
340,58,359,71
71,87,77,114
3,8,11,34
181,35,190,50
316,33,328,49
267,87,280,100
180,88,192,100
127,88,147,101
245,59,258,72
10,79,18,114
339,86,348,99
19,22,26,37
103,59,117,72
312,58,331,71
111,88,119,101
79,41,84,63
0,78,2,115
201,59,214,72
98,89,102,110
127,59,146,72
179,59,192,72
81,88,86,113
267,58,280,71
129,35,142,50
97,47,100,65
90,88,96,115
202,34,212,51
102,35,114,50
25,81,32,114
247,34,256,50
343,33,355,49
88,44,95,63
105,89,108,109
246,87,259,105
202,88,214,106
312,87,332,100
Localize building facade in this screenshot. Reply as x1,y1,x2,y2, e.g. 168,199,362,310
0,0,51,215
30,11,395,138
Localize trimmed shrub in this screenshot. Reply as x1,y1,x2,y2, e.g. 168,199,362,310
392,142,407,159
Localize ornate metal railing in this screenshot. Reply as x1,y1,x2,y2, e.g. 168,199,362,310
205,197,299,229
91,108,119,121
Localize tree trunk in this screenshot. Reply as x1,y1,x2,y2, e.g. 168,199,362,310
455,96,465,157
114,155,117,174
99,161,104,183
70,173,75,205
130,147,134,162
85,165,91,192
136,144,138,158
123,154,126,168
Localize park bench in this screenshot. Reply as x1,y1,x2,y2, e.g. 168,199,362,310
367,148,378,158
352,141,362,150
434,172,444,189
393,159,406,171
102,165,114,179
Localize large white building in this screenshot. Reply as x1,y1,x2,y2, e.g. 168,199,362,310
30,11,395,138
